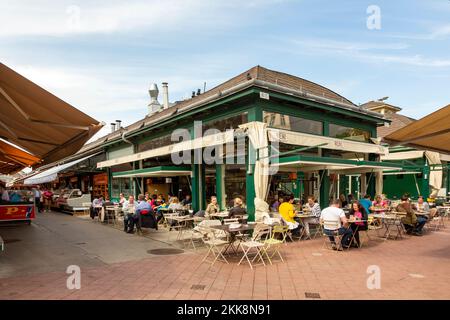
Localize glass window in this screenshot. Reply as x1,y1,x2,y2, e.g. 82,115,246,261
111,178,133,200
263,112,323,135
138,134,173,153
203,113,248,132
224,164,246,209
329,124,370,142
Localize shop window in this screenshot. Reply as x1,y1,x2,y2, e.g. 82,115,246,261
224,164,246,208
329,124,370,142
263,111,323,135
203,113,248,132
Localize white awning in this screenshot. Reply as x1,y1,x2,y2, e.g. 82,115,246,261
381,150,424,161
273,160,357,172
268,128,389,155
113,170,192,178
97,130,234,168
24,155,94,185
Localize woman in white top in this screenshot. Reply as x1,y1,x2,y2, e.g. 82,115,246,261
302,195,322,238
168,197,184,211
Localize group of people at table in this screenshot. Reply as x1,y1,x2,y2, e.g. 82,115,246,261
90,192,249,234
271,193,438,251
90,189,437,249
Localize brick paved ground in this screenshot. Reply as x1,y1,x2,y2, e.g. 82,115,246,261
0,213,449,300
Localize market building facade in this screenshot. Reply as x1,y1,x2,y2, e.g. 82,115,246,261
94,66,404,220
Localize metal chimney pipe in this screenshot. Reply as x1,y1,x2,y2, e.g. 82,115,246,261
110,123,116,133
115,120,122,130
162,82,169,109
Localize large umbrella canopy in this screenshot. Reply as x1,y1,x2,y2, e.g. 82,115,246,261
0,139,40,174
385,104,450,154
0,63,103,166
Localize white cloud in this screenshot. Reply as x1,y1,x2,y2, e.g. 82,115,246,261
287,37,450,68
0,0,286,37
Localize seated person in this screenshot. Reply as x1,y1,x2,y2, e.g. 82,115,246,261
271,196,282,212
415,195,438,217
91,196,103,219
229,197,247,218
359,194,372,214
396,195,427,236
279,195,302,237
168,197,184,211
181,195,192,207
320,199,353,250
339,194,348,208
348,201,368,247
372,195,388,211
302,195,321,238
127,194,153,233
122,195,135,232
119,193,126,206
205,196,220,217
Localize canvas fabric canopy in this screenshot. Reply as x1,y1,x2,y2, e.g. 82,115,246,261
0,139,40,174
97,130,234,168
0,63,103,168
385,104,450,154
24,155,94,185
239,122,270,222
268,128,389,155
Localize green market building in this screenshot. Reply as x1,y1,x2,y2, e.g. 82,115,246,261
94,66,407,220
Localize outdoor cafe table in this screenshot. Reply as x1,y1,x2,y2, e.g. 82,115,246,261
372,213,404,240
346,218,367,248
169,215,197,240
210,223,256,255
209,211,230,222
295,212,316,239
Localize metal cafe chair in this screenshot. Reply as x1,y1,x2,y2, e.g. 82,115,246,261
238,224,271,270
199,226,229,267
322,220,345,251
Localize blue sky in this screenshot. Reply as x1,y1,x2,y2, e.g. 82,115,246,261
1,0,449,140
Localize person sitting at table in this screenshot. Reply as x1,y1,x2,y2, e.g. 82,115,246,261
271,195,282,212
168,197,184,211
158,193,166,204
181,194,192,207
414,195,438,217
91,196,103,219
127,194,153,233
205,196,220,217
302,195,321,238
122,195,135,232
320,199,353,250
119,193,126,206
348,201,368,247
372,195,388,210
339,194,348,208
279,195,302,237
359,194,372,214
396,195,426,236
229,197,247,218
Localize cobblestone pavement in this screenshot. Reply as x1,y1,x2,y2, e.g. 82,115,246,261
1,212,449,300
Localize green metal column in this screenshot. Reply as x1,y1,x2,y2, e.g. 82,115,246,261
319,170,330,209
191,164,200,212
107,167,112,200
447,166,450,196
294,171,304,201
366,154,377,197
216,164,226,210
201,164,206,209
246,138,256,222
421,165,430,199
